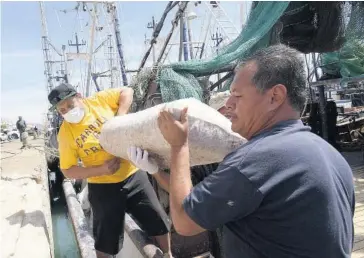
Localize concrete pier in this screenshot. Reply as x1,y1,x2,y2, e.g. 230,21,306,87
1,139,53,258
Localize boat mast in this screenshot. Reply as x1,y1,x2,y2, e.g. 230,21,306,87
85,3,97,97
39,1,54,94
108,2,128,86
107,35,115,88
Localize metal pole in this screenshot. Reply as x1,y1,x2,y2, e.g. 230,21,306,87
198,13,212,59
216,48,221,82
210,71,234,91
151,17,156,65
318,85,328,141
179,15,184,61
39,1,54,94
62,45,69,83
156,1,189,65
85,3,97,97
146,16,157,65
182,20,189,61
211,31,223,82
138,1,177,71
108,35,114,88
311,53,320,81
186,16,194,60
110,2,128,86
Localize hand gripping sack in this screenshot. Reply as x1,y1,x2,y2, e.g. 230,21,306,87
99,98,246,169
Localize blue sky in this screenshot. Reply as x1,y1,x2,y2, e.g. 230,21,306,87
1,1,250,124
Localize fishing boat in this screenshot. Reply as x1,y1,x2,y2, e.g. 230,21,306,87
40,1,364,257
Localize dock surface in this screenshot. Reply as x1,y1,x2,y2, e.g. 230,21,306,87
1,139,53,258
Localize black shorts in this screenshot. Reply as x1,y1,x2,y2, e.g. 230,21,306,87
88,170,171,255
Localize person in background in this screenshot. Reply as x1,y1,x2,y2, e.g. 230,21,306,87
156,44,354,258
16,116,28,149
33,126,39,139
48,83,172,258
208,90,231,118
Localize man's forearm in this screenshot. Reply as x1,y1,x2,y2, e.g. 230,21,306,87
62,165,104,179
169,144,206,236
116,87,134,116
169,144,193,230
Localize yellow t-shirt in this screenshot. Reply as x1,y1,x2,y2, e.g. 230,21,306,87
57,88,138,184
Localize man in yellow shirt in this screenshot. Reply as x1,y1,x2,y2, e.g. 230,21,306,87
48,83,172,258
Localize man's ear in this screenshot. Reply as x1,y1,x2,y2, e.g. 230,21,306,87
271,84,287,106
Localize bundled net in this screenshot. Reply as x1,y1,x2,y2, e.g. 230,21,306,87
129,1,290,112
165,2,289,75
129,1,360,111
321,2,364,78
277,2,346,54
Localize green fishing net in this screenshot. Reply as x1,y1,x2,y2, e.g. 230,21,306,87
129,1,290,111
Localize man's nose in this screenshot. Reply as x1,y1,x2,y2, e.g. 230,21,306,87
225,96,235,109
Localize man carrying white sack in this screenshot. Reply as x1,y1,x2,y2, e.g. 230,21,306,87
132,44,355,258
47,83,172,258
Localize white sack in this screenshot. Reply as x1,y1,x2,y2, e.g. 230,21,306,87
99,98,246,169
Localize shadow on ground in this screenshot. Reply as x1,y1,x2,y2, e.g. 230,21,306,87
6,209,50,246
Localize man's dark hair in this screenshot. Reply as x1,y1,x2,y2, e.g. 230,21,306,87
237,44,307,111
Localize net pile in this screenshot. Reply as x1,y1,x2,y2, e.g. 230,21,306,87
321,2,364,78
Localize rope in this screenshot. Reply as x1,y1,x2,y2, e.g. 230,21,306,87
76,6,84,32
54,9,66,32
31,145,60,158
0,142,59,161
1,150,23,160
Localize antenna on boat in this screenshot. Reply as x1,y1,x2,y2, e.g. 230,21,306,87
68,33,86,54
146,16,157,65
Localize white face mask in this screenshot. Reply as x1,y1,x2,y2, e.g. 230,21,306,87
62,106,85,124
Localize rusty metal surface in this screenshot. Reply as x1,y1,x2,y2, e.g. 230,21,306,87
171,231,212,258
124,213,164,258
63,180,97,258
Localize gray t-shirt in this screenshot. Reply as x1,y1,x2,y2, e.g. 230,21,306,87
16,119,26,133
183,119,355,258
